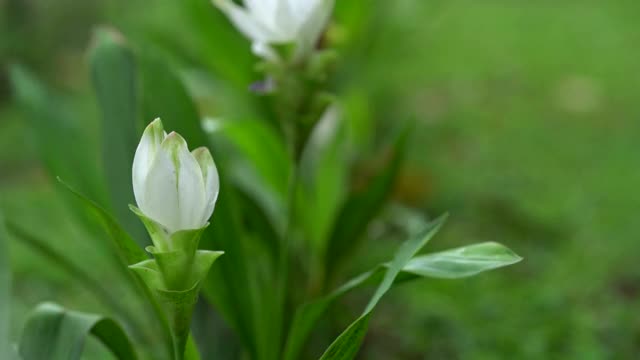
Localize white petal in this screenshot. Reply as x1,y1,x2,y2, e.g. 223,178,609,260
214,0,281,42
272,0,299,40
297,0,334,56
192,147,220,225
252,42,280,61
141,132,206,233
245,0,279,27
133,118,166,210
287,0,320,24
246,0,298,41
295,0,334,58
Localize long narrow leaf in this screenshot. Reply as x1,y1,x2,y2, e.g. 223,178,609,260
318,214,448,359
212,119,291,237
283,269,381,360
90,28,145,243
326,125,410,278
182,0,253,87
199,182,258,359
139,49,208,148
19,303,137,360
9,65,106,205
57,178,148,265
286,238,521,359
6,222,137,325
401,242,522,279
296,106,349,255
55,180,175,358
6,222,175,358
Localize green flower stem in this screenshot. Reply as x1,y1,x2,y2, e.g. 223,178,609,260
266,50,335,161
260,50,337,359
157,285,199,360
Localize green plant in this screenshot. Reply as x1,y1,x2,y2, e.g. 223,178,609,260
2,1,522,359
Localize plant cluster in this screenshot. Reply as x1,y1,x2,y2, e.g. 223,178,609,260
1,1,521,359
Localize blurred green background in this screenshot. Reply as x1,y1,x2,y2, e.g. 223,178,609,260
2,0,639,358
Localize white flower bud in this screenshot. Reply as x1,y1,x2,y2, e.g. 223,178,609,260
214,0,334,61
132,118,219,234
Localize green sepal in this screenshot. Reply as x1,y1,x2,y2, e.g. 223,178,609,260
170,227,208,255
129,206,219,290
191,250,223,283
149,248,190,291
130,250,223,293
129,205,171,251
128,259,164,290
147,248,223,291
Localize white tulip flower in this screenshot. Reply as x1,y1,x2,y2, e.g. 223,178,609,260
132,118,219,234
214,0,334,61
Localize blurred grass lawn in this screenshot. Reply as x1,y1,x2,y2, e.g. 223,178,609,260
2,0,640,358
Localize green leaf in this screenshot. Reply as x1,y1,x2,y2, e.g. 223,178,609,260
364,221,450,313
181,0,253,87
401,242,523,279
212,119,291,236
317,314,371,360
334,0,384,53
286,232,523,359
9,65,106,205
296,106,349,254
90,28,145,243
139,49,208,148
326,125,410,278
21,182,175,358
18,303,137,360
199,183,258,359
184,335,202,360
6,222,139,328
58,178,148,265
318,214,448,359
0,211,11,356
286,218,443,360
283,269,382,360
219,120,291,197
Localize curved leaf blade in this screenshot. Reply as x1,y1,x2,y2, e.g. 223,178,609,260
365,214,448,313
296,106,349,253
18,303,137,360
317,314,370,360
318,214,447,359
402,242,522,279
211,119,291,237
58,178,148,265
6,222,138,327
90,28,145,243
139,49,208,148
21,181,174,358
9,65,106,205
56,179,176,358
283,269,382,360
199,184,258,359
287,239,521,360
326,125,410,278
